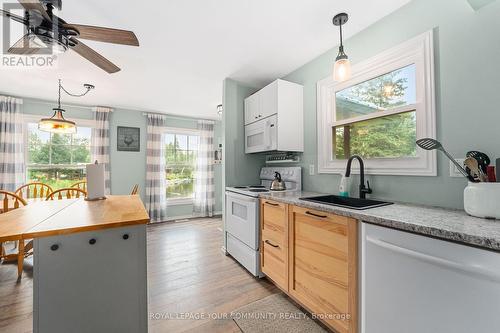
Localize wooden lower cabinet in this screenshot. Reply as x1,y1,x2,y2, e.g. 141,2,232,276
260,199,289,291
260,200,358,333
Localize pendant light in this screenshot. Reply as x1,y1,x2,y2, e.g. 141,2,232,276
332,13,351,82
39,79,94,134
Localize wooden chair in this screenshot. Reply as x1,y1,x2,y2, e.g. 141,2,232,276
15,182,53,200
0,190,31,279
130,184,139,195
70,181,87,192
46,188,87,200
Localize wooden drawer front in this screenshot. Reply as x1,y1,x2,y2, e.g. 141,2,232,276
261,229,288,290
261,199,287,239
289,206,357,333
260,199,288,290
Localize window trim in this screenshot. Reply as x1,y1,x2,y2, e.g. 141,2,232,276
317,30,436,176
164,126,200,205
23,114,95,184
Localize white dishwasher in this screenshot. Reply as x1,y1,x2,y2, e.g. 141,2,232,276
361,223,500,333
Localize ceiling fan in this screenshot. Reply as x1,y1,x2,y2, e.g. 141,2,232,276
0,0,139,73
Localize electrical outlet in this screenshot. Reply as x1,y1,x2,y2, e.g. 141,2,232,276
450,158,465,177
309,164,315,176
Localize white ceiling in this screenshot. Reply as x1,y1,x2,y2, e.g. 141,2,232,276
0,0,410,119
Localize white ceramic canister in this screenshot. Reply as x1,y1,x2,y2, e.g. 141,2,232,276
464,182,500,219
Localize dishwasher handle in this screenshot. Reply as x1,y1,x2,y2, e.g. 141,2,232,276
366,236,500,283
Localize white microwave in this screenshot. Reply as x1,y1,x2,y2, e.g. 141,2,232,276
244,115,277,154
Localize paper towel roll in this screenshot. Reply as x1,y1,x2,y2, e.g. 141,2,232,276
86,162,106,200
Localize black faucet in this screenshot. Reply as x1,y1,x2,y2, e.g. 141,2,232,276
345,155,372,199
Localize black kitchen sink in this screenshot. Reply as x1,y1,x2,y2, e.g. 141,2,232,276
300,195,393,210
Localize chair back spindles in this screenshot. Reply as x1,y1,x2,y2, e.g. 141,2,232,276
15,183,53,200
70,181,87,192
131,184,139,195
0,191,27,214
46,188,87,201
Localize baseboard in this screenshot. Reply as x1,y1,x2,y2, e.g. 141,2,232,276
160,211,223,222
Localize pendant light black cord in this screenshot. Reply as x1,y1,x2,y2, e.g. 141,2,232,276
339,22,343,48
58,79,95,104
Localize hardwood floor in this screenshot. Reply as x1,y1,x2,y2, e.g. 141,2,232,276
0,218,279,333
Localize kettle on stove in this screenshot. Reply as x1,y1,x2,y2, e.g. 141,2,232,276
270,172,286,191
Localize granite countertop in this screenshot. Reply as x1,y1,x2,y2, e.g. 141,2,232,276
260,191,500,252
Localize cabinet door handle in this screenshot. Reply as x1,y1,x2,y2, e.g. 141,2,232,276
265,201,279,207
306,211,327,219
265,240,279,248
89,238,97,245
50,244,59,251
123,234,129,240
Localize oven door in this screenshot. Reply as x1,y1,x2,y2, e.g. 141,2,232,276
225,191,259,250
244,115,277,154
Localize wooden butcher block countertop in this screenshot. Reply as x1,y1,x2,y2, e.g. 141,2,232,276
0,195,149,242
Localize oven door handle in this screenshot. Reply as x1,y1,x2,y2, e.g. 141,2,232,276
225,191,258,203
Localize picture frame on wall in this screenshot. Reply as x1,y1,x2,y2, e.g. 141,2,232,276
117,126,140,152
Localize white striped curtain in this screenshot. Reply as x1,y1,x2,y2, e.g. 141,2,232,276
91,107,112,194
0,96,24,191
193,120,215,217
145,114,167,223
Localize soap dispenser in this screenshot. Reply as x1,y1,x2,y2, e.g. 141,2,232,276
339,174,350,197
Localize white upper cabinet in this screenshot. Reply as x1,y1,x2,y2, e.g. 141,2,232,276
244,93,260,125
244,79,303,153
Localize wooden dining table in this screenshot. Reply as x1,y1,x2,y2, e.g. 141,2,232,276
0,195,150,333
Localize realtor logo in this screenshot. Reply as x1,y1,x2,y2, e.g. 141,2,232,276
1,2,59,69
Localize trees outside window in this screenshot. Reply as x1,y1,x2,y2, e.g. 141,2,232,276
27,123,91,190
164,130,199,201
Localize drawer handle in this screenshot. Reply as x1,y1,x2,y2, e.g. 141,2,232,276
265,240,279,248
89,238,97,245
306,211,327,219
123,234,129,240
50,244,59,251
265,201,279,207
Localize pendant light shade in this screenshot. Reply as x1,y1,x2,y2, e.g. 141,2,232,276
332,13,351,82
39,79,94,134
39,108,77,134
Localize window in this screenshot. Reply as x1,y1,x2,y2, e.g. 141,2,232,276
317,31,436,176
26,122,92,190
164,128,200,203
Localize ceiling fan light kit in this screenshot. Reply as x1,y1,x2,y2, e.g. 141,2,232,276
1,0,139,73
332,12,352,82
39,79,95,134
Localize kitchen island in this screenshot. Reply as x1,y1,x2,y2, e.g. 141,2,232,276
0,195,149,333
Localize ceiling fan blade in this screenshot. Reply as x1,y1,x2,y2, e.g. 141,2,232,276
64,24,139,46
18,0,51,22
69,38,120,74
8,34,45,55
1,8,28,24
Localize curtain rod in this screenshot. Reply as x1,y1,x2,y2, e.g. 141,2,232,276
142,112,219,122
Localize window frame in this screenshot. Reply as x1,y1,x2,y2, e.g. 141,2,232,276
317,30,436,176
23,114,95,185
163,126,200,206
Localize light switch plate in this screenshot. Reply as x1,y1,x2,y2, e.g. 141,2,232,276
309,164,315,176
450,159,466,177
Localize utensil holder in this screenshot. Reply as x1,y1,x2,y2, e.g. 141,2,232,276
464,182,500,219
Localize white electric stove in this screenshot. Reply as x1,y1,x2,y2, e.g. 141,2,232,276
225,167,301,276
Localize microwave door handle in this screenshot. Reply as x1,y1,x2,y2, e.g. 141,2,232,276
265,120,273,149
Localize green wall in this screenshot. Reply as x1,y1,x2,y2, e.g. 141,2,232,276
279,0,500,209
19,97,223,219
221,78,266,248
222,78,265,190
